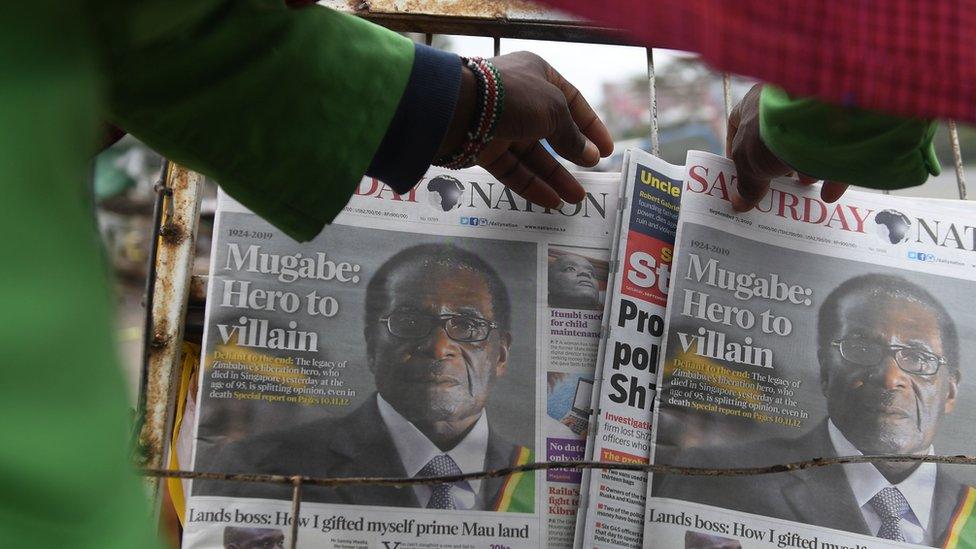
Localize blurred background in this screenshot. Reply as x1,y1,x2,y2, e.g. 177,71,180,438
95,36,976,403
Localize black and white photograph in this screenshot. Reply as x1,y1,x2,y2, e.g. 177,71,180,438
547,245,609,311
653,223,976,547
222,527,285,549
193,217,538,512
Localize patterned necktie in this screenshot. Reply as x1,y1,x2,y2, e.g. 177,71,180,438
417,454,463,509
869,486,911,542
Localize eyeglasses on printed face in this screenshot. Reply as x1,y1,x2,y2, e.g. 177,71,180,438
379,311,498,343
831,337,947,376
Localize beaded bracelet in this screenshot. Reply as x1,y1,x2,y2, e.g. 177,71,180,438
435,57,505,170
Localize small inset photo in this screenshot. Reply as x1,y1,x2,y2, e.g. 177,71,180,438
547,246,609,310
223,526,285,549
546,372,595,439
685,530,742,549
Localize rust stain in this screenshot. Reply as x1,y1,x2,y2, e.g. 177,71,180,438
140,166,201,470
159,222,186,245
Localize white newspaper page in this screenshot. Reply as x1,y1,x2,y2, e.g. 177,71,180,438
182,168,620,548
646,151,976,549
576,150,684,549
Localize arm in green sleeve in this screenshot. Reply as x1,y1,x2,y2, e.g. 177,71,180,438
759,85,941,190
94,0,415,241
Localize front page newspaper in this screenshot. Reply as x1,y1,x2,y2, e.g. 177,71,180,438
183,167,620,548
647,151,976,548
575,152,684,549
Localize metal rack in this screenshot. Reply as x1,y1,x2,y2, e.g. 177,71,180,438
134,2,969,547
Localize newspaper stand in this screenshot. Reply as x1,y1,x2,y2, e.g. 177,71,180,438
135,3,970,547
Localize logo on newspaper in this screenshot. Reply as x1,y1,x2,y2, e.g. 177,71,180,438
873,209,912,244
426,175,465,212
908,250,937,262
460,216,489,226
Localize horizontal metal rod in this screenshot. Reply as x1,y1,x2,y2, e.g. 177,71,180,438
353,13,632,45
143,453,976,488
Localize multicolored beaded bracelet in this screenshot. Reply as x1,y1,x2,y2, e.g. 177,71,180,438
435,57,505,170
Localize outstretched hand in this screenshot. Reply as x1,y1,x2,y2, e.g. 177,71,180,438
727,84,849,212
438,52,614,209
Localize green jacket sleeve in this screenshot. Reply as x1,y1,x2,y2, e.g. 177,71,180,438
759,85,941,190
94,0,415,241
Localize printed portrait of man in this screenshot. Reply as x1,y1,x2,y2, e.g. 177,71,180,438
199,244,534,512
548,252,601,310
655,273,970,546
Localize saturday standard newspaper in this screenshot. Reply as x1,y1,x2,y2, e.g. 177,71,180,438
574,152,684,549
182,167,620,548
643,151,976,549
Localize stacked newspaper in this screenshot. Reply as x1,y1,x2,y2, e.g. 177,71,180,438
187,149,976,549
578,148,976,549
574,152,684,549
183,167,621,548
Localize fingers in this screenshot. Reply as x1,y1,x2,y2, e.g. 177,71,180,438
798,173,848,202
480,142,584,209
731,170,772,213
546,67,614,161
794,172,850,202
488,52,612,169
727,83,788,212
821,181,849,203
730,144,782,212
546,99,600,168
516,141,586,203
734,170,849,210
725,102,741,156
797,173,819,186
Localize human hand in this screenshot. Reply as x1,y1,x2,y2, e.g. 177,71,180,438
727,84,849,212
438,52,614,209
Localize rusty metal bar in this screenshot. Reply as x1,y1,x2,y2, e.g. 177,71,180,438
319,1,631,45
137,160,169,435
949,120,969,200
137,163,204,518
646,48,659,156
290,477,303,549
322,0,568,20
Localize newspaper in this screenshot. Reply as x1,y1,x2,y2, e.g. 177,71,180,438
575,152,684,549
182,167,621,548
646,150,976,548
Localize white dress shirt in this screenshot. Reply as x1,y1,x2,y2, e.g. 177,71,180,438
376,394,489,509
827,419,936,545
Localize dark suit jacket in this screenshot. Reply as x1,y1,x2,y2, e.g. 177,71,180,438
194,394,526,509
653,422,969,546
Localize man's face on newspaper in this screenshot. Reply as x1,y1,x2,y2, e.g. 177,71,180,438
820,295,958,455
366,263,511,428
